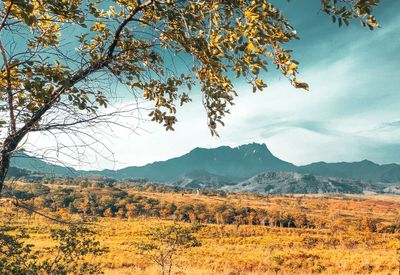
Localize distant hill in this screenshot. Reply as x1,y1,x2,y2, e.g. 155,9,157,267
7,143,400,194
5,166,31,179
10,152,77,177
299,160,400,183
169,170,240,189
222,171,368,194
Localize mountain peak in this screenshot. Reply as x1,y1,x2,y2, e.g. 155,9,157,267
359,159,377,165
237,142,268,150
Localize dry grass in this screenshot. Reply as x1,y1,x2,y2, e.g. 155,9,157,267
1,192,400,274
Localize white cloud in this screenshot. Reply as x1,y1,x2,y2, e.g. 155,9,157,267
23,12,400,169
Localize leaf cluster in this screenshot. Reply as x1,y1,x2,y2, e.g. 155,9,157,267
321,0,380,29
0,0,381,138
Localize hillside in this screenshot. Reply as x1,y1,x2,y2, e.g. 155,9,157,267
93,143,295,181
222,171,367,194
10,152,77,177
168,170,240,189
299,160,400,183
5,166,31,179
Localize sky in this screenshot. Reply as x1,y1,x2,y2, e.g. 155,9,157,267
29,0,400,170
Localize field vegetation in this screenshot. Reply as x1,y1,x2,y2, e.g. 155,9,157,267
1,181,400,274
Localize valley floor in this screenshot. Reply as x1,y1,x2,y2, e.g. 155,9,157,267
1,187,400,274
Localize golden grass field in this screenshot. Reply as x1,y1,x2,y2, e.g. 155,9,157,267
1,189,400,274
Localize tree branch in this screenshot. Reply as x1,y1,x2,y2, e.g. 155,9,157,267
4,1,154,146
0,40,16,135
0,3,12,32
107,0,154,59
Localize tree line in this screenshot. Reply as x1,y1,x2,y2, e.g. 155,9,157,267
4,183,400,234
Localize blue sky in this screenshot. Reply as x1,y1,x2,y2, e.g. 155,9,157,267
30,1,400,169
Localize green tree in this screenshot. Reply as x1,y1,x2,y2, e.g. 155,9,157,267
0,0,380,193
137,223,202,275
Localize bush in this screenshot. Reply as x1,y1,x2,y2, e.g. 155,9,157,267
0,225,107,275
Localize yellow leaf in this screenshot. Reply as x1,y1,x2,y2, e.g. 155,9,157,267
287,63,297,74
246,41,258,52
293,78,309,91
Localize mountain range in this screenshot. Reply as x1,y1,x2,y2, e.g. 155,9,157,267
7,143,400,194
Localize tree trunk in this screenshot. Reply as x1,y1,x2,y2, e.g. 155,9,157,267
0,148,11,195
0,135,20,195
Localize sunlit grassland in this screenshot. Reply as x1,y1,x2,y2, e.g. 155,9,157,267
1,192,400,274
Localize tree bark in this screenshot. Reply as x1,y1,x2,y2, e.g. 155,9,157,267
0,152,10,194
0,136,20,194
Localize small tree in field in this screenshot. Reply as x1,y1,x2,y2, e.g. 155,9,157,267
0,0,381,193
137,223,202,275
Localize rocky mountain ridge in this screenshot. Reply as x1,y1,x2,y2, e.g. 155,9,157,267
8,143,400,194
